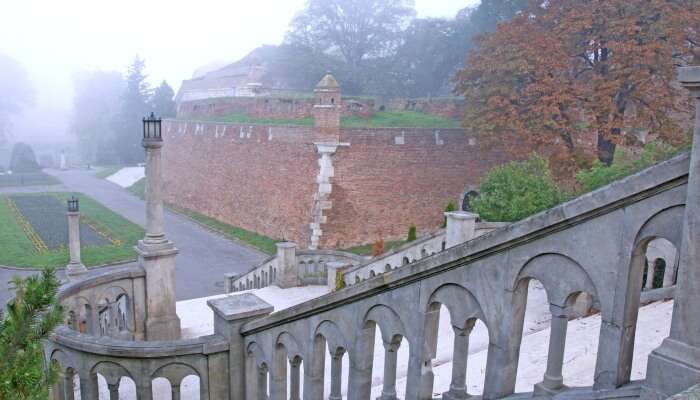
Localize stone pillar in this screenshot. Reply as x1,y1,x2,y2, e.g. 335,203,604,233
139,133,181,340
172,383,181,400
274,242,298,288
377,339,401,400
329,350,344,400
534,305,569,396
225,272,240,293
445,212,479,248
258,366,269,400
64,373,75,400
79,371,99,400
108,383,119,400
643,66,700,399
65,198,87,280
289,358,301,400
645,261,656,290
209,293,274,400
443,322,475,400
663,250,680,288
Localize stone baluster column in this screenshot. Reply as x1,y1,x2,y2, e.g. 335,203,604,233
534,305,569,396
258,366,269,400
64,373,75,400
107,383,119,400
377,338,401,400
79,371,99,400
171,383,181,400
65,197,87,280
289,358,301,400
663,250,680,288
136,379,153,400
443,321,476,400
445,212,479,248
645,260,656,289
644,66,700,398
329,349,345,400
138,117,181,340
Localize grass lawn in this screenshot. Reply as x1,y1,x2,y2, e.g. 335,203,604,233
341,111,461,128
190,110,461,129
0,171,60,187
127,177,145,199
342,240,406,256
209,112,314,126
0,192,144,268
94,166,123,179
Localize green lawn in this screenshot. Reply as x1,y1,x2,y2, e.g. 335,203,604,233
94,166,123,179
0,172,60,187
341,111,461,128
209,112,314,126
342,240,406,256
127,178,145,199
0,193,144,268
191,110,461,129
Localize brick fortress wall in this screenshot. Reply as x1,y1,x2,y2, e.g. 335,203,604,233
162,120,515,249
162,120,318,246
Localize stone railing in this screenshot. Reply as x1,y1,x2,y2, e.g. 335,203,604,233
58,265,147,341
46,326,230,399
225,242,364,292
667,384,700,399
342,214,506,286
228,152,692,400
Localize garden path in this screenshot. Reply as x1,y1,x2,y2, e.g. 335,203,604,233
0,168,266,304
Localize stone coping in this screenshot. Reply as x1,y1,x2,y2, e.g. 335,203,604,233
240,152,690,334
58,264,145,300
50,326,229,357
208,293,273,321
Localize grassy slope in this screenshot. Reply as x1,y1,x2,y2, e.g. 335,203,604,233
342,240,406,256
0,193,143,268
94,166,123,179
127,178,276,255
189,111,461,129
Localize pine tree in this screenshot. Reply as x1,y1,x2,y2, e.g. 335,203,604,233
151,81,176,119
0,268,63,399
114,56,151,164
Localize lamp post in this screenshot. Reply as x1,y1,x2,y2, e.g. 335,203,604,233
65,196,87,279
136,112,181,340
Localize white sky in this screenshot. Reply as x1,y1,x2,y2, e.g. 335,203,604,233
0,0,478,108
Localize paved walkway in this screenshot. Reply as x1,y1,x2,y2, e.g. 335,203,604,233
0,168,266,303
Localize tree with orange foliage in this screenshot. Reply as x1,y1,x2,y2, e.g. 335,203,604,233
372,239,385,257
455,0,699,176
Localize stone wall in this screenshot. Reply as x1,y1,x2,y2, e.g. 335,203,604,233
386,97,466,119
177,96,375,120
162,121,515,248
162,121,318,245
321,128,512,248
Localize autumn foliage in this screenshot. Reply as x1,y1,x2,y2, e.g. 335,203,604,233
455,0,700,178
372,239,385,257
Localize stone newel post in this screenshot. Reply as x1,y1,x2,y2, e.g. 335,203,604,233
445,211,478,248
65,196,87,279
643,66,700,399
274,241,298,288
137,113,181,340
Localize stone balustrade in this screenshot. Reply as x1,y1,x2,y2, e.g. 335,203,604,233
59,265,147,341
225,243,364,293
232,152,692,400
342,219,506,286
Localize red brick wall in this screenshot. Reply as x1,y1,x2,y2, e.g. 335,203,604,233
162,121,515,249
319,129,511,248
162,120,317,246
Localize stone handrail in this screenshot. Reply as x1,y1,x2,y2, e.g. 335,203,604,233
225,244,364,292
231,152,690,400
46,326,230,399
58,264,147,340
341,221,506,286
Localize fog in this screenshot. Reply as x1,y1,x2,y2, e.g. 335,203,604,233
0,0,476,165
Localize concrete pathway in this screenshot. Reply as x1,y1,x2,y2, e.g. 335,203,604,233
0,168,266,303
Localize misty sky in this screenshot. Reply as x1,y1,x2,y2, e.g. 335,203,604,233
0,0,478,110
